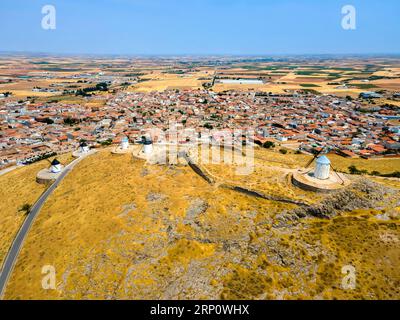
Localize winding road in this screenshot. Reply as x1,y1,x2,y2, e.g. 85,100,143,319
0,151,95,299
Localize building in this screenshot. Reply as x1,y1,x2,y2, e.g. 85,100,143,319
50,159,62,173
121,136,129,150
80,141,90,153
314,155,331,180
360,92,383,99
143,138,153,155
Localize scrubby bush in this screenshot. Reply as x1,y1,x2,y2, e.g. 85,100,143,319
263,141,275,149
348,165,367,175
381,171,400,178
20,203,32,215
99,138,113,146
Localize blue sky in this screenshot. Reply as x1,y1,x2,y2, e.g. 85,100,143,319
0,0,399,55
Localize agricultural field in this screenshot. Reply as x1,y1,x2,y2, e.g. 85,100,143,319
2,56,399,100
129,71,209,92
210,60,400,97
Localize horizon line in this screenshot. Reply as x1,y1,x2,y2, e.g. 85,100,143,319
1,51,400,59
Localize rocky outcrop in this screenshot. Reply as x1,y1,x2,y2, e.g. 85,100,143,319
184,199,209,226
275,178,396,225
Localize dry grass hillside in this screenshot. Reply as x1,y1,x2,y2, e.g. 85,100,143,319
253,148,400,175
3,149,400,300
0,153,74,269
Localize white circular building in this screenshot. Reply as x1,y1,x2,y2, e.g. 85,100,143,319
80,142,90,153
314,155,331,180
292,155,350,193
121,136,129,150
143,139,153,155
36,159,65,184
50,159,62,173
72,142,91,158
111,136,134,155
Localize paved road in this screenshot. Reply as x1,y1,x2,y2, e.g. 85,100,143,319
0,152,95,299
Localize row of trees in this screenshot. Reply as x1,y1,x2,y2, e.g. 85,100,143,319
75,82,109,96
23,152,57,165
348,165,400,178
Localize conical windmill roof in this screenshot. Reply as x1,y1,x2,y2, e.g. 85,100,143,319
51,159,60,165
316,155,330,165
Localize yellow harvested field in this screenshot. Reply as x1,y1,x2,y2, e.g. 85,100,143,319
372,78,400,90
130,72,208,92
132,79,204,92
213,83,285,93
373,70,400,77
5,90,58,97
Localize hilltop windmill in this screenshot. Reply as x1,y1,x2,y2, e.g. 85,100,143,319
111,135,134,155
302,146,345,185
45,158,63,173
36,157,64,184
141,135,153,155
305,146,345,184
304,146,331,170
292,146,349,192
73,141,91,158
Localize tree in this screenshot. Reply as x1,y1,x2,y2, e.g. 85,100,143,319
348,165,361,174
95,82,108,91
99,138,112,146
263,141,275,149
348,165,367,175
279,148,288,155
348,165,358,174
20,203,32,215
382,171,400,178
64,117,78,125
